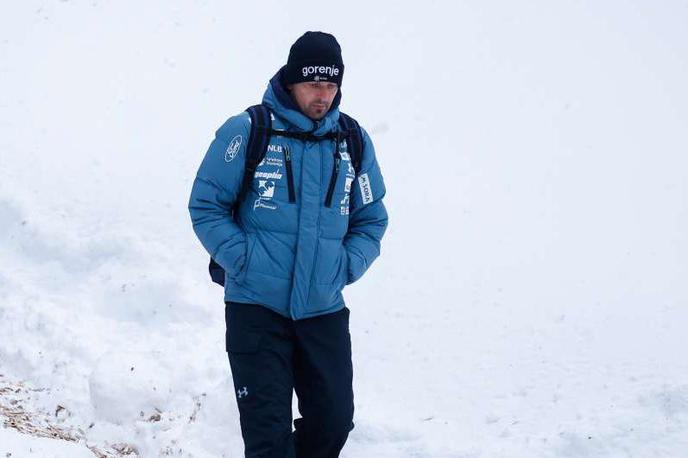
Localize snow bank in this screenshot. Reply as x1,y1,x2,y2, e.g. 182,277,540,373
0,427,93,458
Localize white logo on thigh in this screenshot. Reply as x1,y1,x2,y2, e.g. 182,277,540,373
237,387,248,399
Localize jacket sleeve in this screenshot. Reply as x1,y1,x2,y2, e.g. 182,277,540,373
188,114,251,278
344,127,389,285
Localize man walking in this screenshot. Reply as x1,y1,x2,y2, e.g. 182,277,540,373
188,31,388,457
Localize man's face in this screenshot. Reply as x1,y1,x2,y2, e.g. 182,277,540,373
289,81,339,120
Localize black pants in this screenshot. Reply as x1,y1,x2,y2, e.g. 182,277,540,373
225,301,355,458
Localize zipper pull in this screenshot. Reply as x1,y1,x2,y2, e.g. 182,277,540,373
325,152,340,208
284,145,296,203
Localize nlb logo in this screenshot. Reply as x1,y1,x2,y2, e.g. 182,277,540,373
301,65,340,78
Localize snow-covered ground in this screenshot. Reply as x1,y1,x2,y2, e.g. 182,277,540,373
1,1,687,457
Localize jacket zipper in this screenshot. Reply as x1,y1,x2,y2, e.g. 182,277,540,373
284,146,296,203
325,150,340,208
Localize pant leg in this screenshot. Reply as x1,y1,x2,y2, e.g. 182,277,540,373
292,307,355,458
225,301,297,458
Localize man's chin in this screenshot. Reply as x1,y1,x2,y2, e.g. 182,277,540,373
307,110,327,121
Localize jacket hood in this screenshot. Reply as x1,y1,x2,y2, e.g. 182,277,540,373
261,66,342,135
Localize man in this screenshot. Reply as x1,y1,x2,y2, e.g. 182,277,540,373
188,31,388,457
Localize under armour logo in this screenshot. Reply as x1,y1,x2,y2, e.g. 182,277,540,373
237,387,248,399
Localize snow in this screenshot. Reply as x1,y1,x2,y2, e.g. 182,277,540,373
0,427,93,458
1,1,688,457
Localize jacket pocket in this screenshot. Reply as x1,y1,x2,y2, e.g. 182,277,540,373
336,246,349,289
236,233,256,285
306,246,348,312
314,240,348,286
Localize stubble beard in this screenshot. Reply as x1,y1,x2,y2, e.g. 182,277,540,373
308,101,329,120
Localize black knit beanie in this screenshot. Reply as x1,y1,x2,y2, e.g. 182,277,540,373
283,31,344,86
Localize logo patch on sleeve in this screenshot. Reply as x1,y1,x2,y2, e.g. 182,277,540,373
358,173,373,205
224,135,242,162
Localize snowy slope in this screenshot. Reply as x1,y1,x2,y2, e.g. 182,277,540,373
1,1,688,457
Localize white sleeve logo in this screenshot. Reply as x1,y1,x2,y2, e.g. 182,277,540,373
358,173,373,205
224,135,242,162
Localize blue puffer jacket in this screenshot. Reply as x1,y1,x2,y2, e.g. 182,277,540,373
188,69,388,320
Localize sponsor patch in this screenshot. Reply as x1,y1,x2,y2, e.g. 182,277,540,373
253,180,277,211
254,170,283,180
257,156,284,168
358,173,373,205
224,135,242,162
344,176,353,194
339,176,354,215
301,64,340,78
